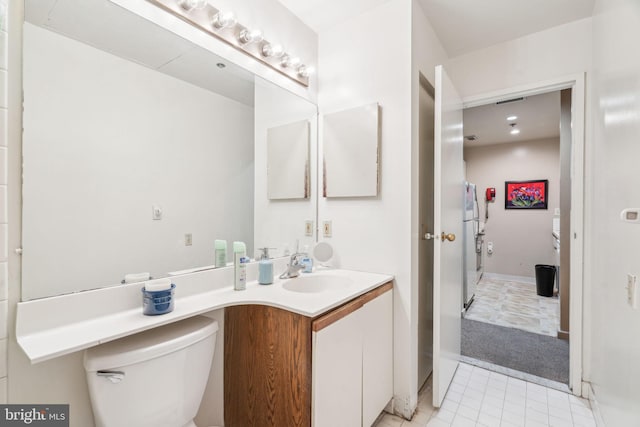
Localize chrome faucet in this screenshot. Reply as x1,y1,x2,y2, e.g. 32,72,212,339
279,253,306,279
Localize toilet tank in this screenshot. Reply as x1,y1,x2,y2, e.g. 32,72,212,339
84,316,218,427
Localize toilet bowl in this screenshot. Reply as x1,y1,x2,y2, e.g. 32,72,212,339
84,316,218,427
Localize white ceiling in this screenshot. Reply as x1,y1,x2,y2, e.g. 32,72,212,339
463,91,560,147
276,0,391,33
278,0,595,56
417,0,595,56
25,0,256,106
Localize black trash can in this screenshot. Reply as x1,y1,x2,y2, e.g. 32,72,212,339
535,264,556,297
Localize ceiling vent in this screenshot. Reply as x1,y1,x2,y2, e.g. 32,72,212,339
496,97,525,105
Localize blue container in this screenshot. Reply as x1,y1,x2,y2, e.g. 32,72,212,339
142,284,176,315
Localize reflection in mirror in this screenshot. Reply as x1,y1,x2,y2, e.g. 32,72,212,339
267,120,310,200
323,103,380,197
21,0,317,301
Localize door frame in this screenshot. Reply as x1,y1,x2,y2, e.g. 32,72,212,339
462,73,586,396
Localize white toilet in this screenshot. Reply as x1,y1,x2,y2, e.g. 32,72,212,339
84,316,218,427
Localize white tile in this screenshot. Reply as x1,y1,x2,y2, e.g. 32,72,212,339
524,420,549,427
413,407,435,424
0,339,5,377
0,31,5,70
441,399,459,413
485,385,506,399
0,109,6,147
525,407,549,425
501,409,525,427
526,400,548,415
547,405,572,421
375,414,404,427
426,418,450,427
451,414,476,427
0,262,6,301
462,387,484,401
508,378,528,389
456,403,479,421
433,408,456,423
459,395,482,411
483,395,505,409
502,422,524,427
471,367,491,378
479,402,503,419
548,415,573,427
0,224,6,262
0,147,6,185
449,382,466,395
477,412,501,427
505,392,527,405
503,401,526,417
0,377,5,404
445,390,463,403
0,300,6,339
570,404,593,418
0,70,5,108
527,390,548,405
0,185,6,224
572,414,596,427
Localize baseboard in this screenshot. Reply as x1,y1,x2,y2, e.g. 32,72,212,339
586,382,607,427
483,272,536,284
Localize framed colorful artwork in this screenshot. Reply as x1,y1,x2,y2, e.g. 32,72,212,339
505,179,548,210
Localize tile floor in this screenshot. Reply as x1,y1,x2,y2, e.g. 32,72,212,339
464,274,559,337
373,363,596,427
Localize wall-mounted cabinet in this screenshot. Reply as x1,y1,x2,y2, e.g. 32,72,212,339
224,282,393,426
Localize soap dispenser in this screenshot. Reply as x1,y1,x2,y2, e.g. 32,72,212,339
301,245,313,273
258,247,274,285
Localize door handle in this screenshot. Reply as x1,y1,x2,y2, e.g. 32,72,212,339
441,232,456,242
424,232,436,240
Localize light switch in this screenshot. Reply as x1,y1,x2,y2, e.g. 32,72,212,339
152,205,163,220
305,220,314,237
627,274,638,309
185,233,193,246
323,220,332,238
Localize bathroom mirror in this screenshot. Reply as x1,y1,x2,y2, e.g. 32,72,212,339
267,120,310,200
323,103,380,197
21,0,317,300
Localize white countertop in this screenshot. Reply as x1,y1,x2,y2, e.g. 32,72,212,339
16,265,393,364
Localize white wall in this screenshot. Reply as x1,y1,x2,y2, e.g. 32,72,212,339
318,0,448,418
588,0,640,425
254,79,317,257
447,18,592,99
0,0,9,402
22,24,254,300
464,138,560,277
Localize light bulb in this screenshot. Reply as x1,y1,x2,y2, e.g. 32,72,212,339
211,11,236,29
177,0,207,11
261,43,285,58
238,28,263,44
510,129,520,135
281,55,300,68
507,115,518,121
297,65,315,78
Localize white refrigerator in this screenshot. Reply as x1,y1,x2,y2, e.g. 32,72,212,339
463,182,479,309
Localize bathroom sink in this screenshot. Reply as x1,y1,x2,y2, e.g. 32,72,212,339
282,275,354,293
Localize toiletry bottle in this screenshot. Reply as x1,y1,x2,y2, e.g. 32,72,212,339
233,241,248,291
301,245,313,273
215,240,227,268
258,247,274,285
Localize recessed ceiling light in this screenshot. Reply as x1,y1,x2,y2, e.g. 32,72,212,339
216,63,226,68
510,129,520,135
507,115,518,121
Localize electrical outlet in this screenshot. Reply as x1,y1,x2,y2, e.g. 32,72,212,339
185,233,193,246
323,220,332,237
152,205,163,220
627,274,637,309
305,220,314,237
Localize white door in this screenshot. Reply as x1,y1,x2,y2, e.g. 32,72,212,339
432,65,464,407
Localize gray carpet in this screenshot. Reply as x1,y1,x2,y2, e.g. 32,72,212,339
462,318,569,384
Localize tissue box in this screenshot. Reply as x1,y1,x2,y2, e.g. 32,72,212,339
142,284,175,315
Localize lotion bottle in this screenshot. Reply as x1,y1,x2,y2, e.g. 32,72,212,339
215,239,227,268
258,247,274,285
301,245,313,273
233,241,248,290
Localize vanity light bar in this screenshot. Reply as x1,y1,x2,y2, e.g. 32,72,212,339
147,0,311,87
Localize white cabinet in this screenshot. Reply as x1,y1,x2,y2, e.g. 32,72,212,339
312,284,393,427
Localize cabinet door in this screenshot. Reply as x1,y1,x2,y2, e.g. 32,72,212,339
362,290,393,427
312,308,363,427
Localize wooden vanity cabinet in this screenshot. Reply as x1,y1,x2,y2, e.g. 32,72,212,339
224,282,393,427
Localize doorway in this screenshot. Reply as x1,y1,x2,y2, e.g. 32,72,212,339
457,76,585,395
417,75,435,390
